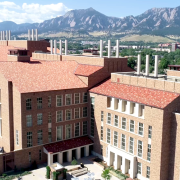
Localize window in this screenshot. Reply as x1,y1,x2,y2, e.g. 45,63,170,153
39,150,42,160
101,111,104,122
26,115,32,127
146,166,150,178
66,110,71,120
148,126,152,139
75,123,80,137
29,152,31,163
48,96,51,107
37,130,43,145
66,124,71,139
122,118,126,130
130,102,135,114
122,100,127,112
37,97,42,109
114,115,119,127
75,93,80,104
56,95,62,107
138,140,143,157
130,120,134,132
57,110,63,122
137,162,141,174
107,113,111,124
101,126,103,140
139,105,144,117
107,128,111,144
75,108,80,119
83,107,88,117
129,137,134,154
37,113,43,125
16,130,19,145
83,121,87,135
147,144,151,161
26,99,32,110
101,145,103,155
27,132,32,147
48,128,52,142
66,94,72,105
114,99,119,110
48,112,52,123
57,126,63,141
121,134,126,150
138,123,144,136
114,131,118,147
83,93,88,103
91,119,94,137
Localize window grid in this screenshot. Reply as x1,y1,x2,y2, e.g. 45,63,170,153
48,128,52,143
75,108,80,119
114,115,119,127
39,150,42,161
121,134,126,150
107,113,111,124
66,94,72,105
91,118,94,137
83,107,88,117
48,96,51,107
57,110,63,122
83,121,88,135
26,99,32,110
138,123,144,136
37,130,43,145
37,113,43,125
137,162,141,174
57,126,63,141
129,137,134,154
147,166,150,178
148,126,152,139
90,97,95,137
83,93,88,103
26,115,32,127
48,112,52,123
130,120,134,132
66,110,71,120
138,140,143,157
101,126,103,140
122,117,126,130
147,144,151,161
56,95,62,107
101,111,104,122
75,93,80,104
107,128,111,144
114,131,118,147
37,97,42,109
27,132,32,147
75,123,80,137
66,125,71,139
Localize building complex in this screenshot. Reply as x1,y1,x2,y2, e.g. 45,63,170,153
0,30,180,180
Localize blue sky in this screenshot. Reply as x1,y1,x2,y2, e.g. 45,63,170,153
0,0,180,24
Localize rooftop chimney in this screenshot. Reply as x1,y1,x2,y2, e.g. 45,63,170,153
100,40,103,58
145,55,149,76
116,40,119,58
108,40,111,58
154,55,158,77
137,54,141,75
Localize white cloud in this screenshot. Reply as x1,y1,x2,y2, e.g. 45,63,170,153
0,1,71,24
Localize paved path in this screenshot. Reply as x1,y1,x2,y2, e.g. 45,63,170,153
15,156,119,180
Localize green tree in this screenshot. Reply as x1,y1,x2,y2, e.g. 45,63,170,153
71,158,78,165
128,57,136,69
101,169,111,180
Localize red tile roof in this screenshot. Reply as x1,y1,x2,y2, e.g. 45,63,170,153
44,136,93,154
89,79,179,109
0,61,87,93
74,64,103,76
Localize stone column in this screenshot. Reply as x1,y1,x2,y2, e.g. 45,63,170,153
137,54,141,75
107,148,111,166
146,55,150,76
100,40,103,58
65,39,68,55
84,145,89,157
28,30,31,40
59,39,62,55
76,147,81,160
50,40,53,54
116,40,119,58
108,40,111,58
54,40,57,54
6,30,8,40
58,152,63,164
121,157,126,174
154,55,158,77
32,29,34,41
67,150,72,162
48,153,53,166
114,154,118,170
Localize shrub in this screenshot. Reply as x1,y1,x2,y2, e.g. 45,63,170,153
53,171,61,180
46,166,51,179
63,169,67,179
71,158,78,165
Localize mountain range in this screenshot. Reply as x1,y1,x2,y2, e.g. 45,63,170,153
1,6,180,35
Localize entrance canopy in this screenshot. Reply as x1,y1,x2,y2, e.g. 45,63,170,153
44,136,93,154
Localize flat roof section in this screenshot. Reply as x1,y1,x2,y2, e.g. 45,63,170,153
89,79,180,109
44,136,93,154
